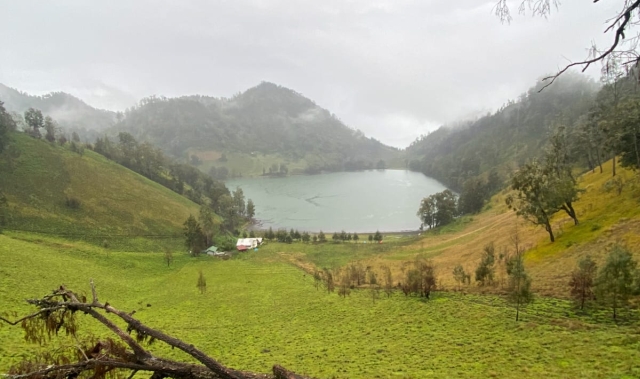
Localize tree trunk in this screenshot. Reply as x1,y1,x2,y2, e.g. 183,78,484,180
563,202,579,225
545,222,555,243
634,130,640,169
612,154,616,177
596,147,603,173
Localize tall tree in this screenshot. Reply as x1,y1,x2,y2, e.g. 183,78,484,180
597,244,637,320
246,199,255,219
453,264,468,290
433,189,458,226
545,124,582,225
475,243,496,286
417,190,458,228
0,101,16,154
24,107,44,137
506,160,560,242
183,215,205,256
506,252,533,321
43,116,56,143
198,206,217,247
417,195,436,229
569,255,598,310
458,177,488,215
232,187,245,217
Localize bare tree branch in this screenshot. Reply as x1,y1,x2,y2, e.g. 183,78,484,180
1,284,316,379
496,0,640,91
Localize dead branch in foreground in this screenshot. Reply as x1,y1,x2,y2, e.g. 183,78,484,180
0,281,315,379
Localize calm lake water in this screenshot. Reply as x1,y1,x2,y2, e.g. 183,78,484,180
226,170,448,233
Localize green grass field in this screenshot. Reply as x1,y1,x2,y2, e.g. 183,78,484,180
0,134,199,250
2,233,639,379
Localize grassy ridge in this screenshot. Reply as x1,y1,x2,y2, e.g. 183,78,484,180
1,233,639,379
0,134,199,249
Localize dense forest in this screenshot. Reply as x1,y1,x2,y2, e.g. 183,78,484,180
408,69,640,218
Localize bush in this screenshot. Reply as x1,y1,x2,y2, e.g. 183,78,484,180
65,196,81,209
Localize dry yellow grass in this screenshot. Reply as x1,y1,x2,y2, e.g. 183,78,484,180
358,160,640,298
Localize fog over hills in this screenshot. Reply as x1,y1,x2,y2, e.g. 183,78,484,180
0,83,117,139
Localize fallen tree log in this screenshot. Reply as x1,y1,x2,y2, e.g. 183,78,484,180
0,281,316,379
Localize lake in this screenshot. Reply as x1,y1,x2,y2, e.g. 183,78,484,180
226,170,448,233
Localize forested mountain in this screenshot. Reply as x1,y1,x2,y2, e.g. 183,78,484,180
115,82,400,174
406,74,599,193
0,83,116,138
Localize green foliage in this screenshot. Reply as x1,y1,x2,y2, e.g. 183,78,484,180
113,83,399,172
458,177,488,214
198,206,217,246
452,264,469,288
0,84,116,138
373,230,383,242
24,108,43,138
246,199,255,219
506,125,584,237
417,189,458,229
407,74,598,192
569,255,597,310
506,253,533,321
505,160,561,242
597,244,638,320
183,215,205,255
0,101,16,154
43,116,56,143
475,243,496,286
400,258,437,298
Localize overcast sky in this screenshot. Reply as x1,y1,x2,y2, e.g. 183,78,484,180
0,0,620,148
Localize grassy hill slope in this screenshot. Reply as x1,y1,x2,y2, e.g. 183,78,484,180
0,133,199,249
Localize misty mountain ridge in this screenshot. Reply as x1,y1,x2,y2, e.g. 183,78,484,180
0,83,117,135
113,81,401,174
406,73,600,191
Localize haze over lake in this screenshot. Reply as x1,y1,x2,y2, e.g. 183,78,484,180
226,170,448,233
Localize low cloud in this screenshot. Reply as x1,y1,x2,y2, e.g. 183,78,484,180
0,0,620,147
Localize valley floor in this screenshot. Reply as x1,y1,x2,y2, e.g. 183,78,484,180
1,232,639,379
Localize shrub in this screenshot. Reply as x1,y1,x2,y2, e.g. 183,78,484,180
65,196,81,209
